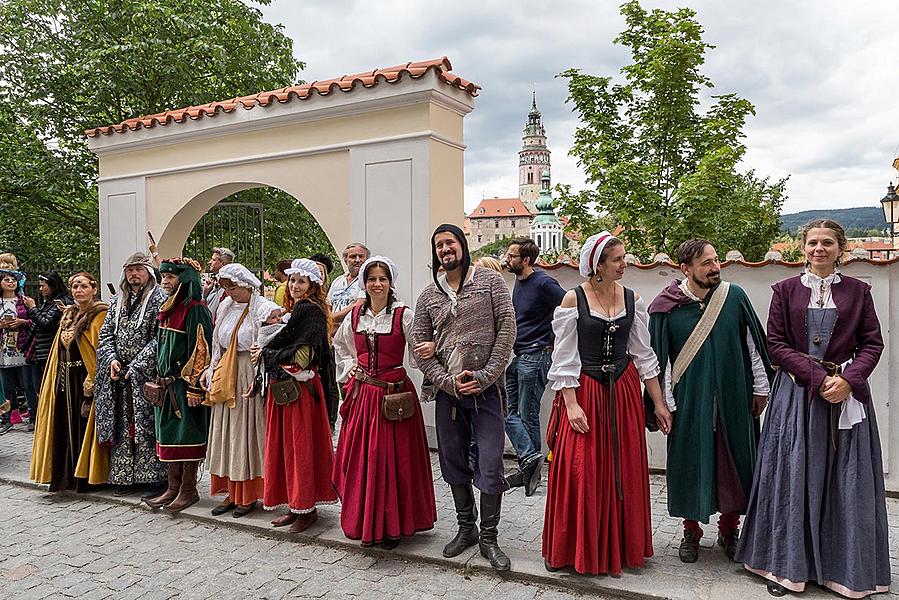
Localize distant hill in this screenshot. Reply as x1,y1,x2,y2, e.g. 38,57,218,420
780,207,886,233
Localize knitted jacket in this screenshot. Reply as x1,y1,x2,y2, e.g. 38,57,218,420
412,267,516,397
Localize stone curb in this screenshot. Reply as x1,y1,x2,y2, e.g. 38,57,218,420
0,474,667,600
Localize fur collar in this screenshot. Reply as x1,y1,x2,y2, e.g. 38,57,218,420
61,301,109,342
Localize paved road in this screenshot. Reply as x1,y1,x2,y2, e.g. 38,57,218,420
0,482,598,600
2,425,897,600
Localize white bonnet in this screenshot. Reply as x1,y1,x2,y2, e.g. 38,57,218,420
284,258,324,285
578,231,617,278
359,255,398,286
217,263,261,289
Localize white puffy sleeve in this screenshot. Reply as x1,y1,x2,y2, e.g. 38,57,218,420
333,315,357,384
547,306,581,391
629,296,660,380
401,306,417,368
746,332,770,396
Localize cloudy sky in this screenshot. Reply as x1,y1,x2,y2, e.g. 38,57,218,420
259,0,899,216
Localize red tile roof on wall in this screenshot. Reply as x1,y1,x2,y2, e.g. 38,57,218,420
85,57,479,138
468,197,532,219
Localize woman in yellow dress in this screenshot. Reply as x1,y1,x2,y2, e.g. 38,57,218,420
30,272,109,492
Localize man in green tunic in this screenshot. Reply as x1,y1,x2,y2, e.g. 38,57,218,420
647,239,772,563
143,257,212,513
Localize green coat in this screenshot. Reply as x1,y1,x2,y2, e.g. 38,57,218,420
154,299,213,462
649,282,771,522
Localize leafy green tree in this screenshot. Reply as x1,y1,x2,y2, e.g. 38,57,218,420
471,236,516,260
183,188,339,278
0,0,304,271
557,0,787,261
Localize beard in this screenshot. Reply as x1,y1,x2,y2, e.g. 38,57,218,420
441,255,460,271
692,272,721,289
506,262,523,275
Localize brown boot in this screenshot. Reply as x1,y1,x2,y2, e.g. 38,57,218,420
143,463,183,509
165,461,200,513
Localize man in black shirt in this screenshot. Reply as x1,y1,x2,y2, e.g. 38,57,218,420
503,238,566,495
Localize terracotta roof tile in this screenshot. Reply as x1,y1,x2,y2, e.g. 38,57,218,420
468,197,532,218
85,56,479,137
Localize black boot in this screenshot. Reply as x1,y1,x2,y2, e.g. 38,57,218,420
479,493,511,571
442,484,480,558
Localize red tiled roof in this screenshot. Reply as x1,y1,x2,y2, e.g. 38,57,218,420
468,197,532,218
85,57,479,137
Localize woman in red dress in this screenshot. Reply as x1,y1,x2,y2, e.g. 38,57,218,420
332,256,436,548
542,232,671,575
253,258,337,533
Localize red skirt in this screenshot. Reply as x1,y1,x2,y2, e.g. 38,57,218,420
263,376,338,513
332,377,436,543
542,362,653,575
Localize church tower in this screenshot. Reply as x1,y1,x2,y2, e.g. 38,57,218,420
518,91,550,213
530,170,564,253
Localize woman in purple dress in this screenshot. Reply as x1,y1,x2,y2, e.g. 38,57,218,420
736,219,890,598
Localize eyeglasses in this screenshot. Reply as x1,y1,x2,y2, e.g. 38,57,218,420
506,253,521,259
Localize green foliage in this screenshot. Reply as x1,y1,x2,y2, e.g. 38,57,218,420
557,0,787,261
471,236,515,260
182,188,338,276
0,0,303,272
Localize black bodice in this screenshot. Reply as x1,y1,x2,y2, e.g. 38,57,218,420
574,285,634,383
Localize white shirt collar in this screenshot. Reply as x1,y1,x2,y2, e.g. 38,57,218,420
801,269,841,288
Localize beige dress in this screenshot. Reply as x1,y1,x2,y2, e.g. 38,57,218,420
205,298,267,499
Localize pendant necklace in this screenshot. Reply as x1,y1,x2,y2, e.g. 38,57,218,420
812,278,830,346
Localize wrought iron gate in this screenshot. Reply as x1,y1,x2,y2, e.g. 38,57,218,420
183,202,265,279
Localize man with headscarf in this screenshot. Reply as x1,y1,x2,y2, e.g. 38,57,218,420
647,239,772,563
412,224,516,572
95,253,169,497
143,257,213,513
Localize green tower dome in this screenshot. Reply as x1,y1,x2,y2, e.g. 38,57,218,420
533,170,559,225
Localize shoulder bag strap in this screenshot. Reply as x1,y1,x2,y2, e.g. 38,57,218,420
670,281,730,387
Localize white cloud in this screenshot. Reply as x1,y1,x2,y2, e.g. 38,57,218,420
259,0,899,216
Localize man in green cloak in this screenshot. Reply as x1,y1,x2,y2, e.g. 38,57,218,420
647,239,772,564
142,257,212,513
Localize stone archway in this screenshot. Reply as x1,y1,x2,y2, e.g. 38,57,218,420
87,57,479,303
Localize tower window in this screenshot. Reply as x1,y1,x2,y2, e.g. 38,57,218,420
495,220,500,228
527,173,533,184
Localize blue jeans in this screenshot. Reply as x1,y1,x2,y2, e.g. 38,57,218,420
0,365,37,422
504,349,551,469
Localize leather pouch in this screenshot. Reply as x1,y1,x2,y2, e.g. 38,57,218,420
143,381,165,408
381,391,415,421
270,378,300,406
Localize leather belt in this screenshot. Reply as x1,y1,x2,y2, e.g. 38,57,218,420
353,370,404,394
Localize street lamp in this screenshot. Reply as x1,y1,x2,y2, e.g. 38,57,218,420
881,183,899,259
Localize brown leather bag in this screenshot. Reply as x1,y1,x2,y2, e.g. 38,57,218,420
143,381,165,408
382,391,415,421
270,378,301,406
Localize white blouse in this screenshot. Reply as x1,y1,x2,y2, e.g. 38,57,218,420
547,295,660,391
333,301,416,383
801,270,840,309
209,297,270,371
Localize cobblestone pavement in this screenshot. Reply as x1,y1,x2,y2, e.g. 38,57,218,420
2,425,897,599
0,482,597,600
